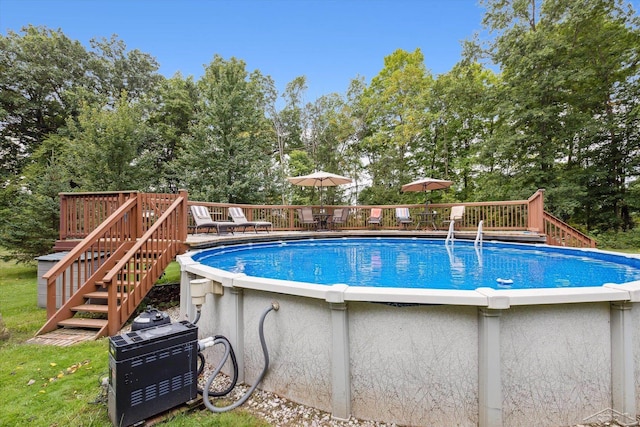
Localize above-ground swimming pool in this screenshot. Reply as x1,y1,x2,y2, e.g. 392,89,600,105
179,236,640,427
191,238,640,290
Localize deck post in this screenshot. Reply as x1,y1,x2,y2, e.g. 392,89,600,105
178,189,188,247
527,189,545,232
59,193,67,240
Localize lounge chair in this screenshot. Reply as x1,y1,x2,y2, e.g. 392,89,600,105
396,207,413,229
228,207,272,233
329,208,349,230
367,208,383,228
443,205,465,230
190,205,236,235
297,207,318,230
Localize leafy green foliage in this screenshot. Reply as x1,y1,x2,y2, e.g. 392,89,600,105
176,56,274,203
357,49,435,204
64,95,154,191
0,26,92,180
594,228,640,250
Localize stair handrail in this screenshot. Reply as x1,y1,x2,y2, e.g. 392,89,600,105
101,195,186,285
42,196,138,318
543,212,596,248
103,195,187,335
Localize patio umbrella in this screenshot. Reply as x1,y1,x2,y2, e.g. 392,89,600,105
401,177,453,208
287,170,352,210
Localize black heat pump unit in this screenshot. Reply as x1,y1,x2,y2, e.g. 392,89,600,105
107,320,198,427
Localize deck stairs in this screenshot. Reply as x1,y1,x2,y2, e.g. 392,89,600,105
32,192,187,344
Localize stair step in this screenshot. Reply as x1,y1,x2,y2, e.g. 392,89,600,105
58,318,108,329
27,327,99,346
71,304,109,314
84,291,125,300
112,281,141,287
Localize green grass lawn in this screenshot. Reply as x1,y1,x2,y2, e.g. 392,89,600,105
0,256,269,427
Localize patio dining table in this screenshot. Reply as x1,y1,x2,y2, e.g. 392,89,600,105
415,211,438,230
313,212,331,231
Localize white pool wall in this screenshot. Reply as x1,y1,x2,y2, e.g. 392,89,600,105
178,245,640,427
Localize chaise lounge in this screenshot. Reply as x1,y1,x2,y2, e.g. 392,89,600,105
228,207,272,233
190,205,236,235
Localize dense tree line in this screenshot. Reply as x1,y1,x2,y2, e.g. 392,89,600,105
1,0,639,261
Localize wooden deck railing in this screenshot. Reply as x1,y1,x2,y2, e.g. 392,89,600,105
543,212,596,248
55,189,596,249
185,192,539,232
58,191,137,240
42,196,139,319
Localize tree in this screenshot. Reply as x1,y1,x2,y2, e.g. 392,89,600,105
63,94,154,191
265,76,308,204
176,56,274,203
0,141,70,262
430,62,498,201
88,35,163,104
356,49,434,204
479,0,640,229
0,26,92,180
146,74,199,192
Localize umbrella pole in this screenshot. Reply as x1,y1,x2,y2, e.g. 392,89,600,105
424,187,429,213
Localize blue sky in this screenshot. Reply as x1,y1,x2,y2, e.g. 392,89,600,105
1,0,638,102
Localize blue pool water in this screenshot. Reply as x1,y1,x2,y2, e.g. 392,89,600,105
192,238,640,290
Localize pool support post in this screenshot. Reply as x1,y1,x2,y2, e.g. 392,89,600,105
230,287,245,384
327,284,351,421
479,307,503,427
610,301,636,421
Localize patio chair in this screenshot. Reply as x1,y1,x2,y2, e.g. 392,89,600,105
396,207,413,229
442,205,465,230
329,208,349,230
190,205,236,235
367,208,383,228
228,207,272,233
297,207,318,230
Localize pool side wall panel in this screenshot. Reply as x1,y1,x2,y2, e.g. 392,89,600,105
244,290,334,413
348,302,479,426
196,287,334,413
501,304,612,426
